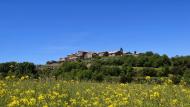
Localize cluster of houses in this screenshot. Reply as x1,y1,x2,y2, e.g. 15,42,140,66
47,48,139,65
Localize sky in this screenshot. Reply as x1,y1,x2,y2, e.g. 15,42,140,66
0,0,190,64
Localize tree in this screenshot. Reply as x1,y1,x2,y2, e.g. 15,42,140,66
0,62,17,76
15,62,37,77
161,55,171,66
0,62,37,77
144,51,154,56
120,48,123,53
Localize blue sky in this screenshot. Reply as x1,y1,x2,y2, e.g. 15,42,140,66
0,0,190,64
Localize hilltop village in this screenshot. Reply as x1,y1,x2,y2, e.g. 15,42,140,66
47,48,141,65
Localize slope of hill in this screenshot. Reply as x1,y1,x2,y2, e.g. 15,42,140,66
1,50,190,84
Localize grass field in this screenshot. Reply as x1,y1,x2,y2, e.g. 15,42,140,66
0,76,190,107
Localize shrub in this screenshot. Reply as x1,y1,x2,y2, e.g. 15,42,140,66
120,75,127,83
168,74,182,84
77,70,93,80
89,61,101,72
93,72,104,82
170,66,185,76
120,65,133,83
59,62,87,72
108,66,121,76
142,68,157,77
157,66,170,77
183,69,190,84
119,75,132,83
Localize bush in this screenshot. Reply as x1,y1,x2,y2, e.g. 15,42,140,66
93,72,104,82
169,74,182,84
101,66,121,76
183,69,190,84
120,75,127,83
119,75,132,83
120,65,133,83
59,62,87,72
109,66,121,76
142,68,157,77
77,70,93,80
170,66,185,76
89,61,101,72
157,66,170,77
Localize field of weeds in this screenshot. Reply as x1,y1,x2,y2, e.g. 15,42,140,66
0,76,190,107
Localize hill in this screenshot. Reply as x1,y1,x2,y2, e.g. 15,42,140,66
1,50,190,84
41,50,190,84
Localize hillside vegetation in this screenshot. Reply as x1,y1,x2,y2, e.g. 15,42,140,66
1,51,190,84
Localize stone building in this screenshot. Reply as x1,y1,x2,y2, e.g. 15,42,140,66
65,54,79,62
76,51,88,58
98,51,109,57
84,52,98,59
109,50,123,56
46,48,134,64
75,51,98,59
